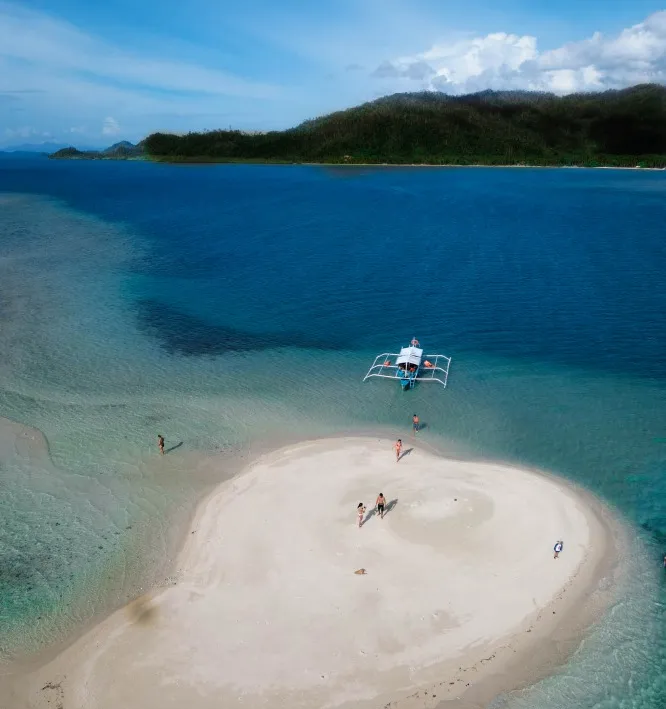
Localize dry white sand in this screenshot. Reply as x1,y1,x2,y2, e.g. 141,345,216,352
5,437,613,709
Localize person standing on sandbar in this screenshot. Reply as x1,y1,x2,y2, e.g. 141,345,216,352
376,493,386,519
158,435,165,455
357,502,366,528
412,414,420,435
394,438,402,462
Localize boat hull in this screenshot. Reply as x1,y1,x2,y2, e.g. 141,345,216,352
397,370,418,390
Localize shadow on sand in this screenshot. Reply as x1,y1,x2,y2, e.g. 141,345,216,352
398,447,414,461
165,441,184,454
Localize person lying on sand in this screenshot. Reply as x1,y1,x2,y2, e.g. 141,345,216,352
357,502,366,528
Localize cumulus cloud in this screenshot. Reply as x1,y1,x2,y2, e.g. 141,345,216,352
372,11,666,94
102,116,120,136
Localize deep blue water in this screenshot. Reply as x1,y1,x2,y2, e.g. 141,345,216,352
4,158,666,376
1,156,665,708
5,161,666,377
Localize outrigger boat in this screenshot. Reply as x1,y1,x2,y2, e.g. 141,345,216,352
363,338,451,391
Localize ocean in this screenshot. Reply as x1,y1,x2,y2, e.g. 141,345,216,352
0,156,665,708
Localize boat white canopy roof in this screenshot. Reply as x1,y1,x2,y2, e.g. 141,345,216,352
396,346,423,366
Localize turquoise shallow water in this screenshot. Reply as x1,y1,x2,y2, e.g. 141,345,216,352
0,159,665,707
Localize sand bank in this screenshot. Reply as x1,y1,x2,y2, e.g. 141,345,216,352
3,437,617,709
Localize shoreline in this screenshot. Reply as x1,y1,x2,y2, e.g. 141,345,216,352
41,154,666,170
0,421,455,668
152,158,666,170
434,483,621,709
1,435,624,709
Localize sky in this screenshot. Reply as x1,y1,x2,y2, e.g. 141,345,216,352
1,0,666,147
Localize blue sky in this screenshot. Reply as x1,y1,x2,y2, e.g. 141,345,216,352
2,0,666,147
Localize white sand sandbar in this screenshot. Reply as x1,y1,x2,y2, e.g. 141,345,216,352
9,437,614,709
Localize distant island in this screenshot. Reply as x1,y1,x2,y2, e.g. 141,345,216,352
4,141,88,154
54,84,666,167
49,141,145,160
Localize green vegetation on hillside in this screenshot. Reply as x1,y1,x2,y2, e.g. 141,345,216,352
50,141,144,160
144,84,666,166
49,147,99,160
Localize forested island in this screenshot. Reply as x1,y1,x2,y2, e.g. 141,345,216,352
49,141,144,160
51,84,666,167
143,84,666,167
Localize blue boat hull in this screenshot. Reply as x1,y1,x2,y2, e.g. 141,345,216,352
397,368,419,390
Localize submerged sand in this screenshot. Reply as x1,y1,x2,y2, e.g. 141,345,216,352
4,437,616,709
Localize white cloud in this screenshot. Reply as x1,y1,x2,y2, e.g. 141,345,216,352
0,2,289,145
0,3,278,100
2,1,665,145
373,10,666,94
4,126,52,139
373,60,436,80
102,117,120,136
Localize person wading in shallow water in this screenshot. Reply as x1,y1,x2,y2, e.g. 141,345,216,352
394,439,402,462
412,414,420,434
158,435,165,455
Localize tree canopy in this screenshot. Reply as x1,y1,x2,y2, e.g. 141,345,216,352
49,142,144,160
142,84,666,167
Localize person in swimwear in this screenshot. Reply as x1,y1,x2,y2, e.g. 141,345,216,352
157,435,165,455
357,502,366,528
410,338,420,347
394,438,402,462
376,493,386,519
553,540,563,559
412,414,420,434
424,360,433,368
